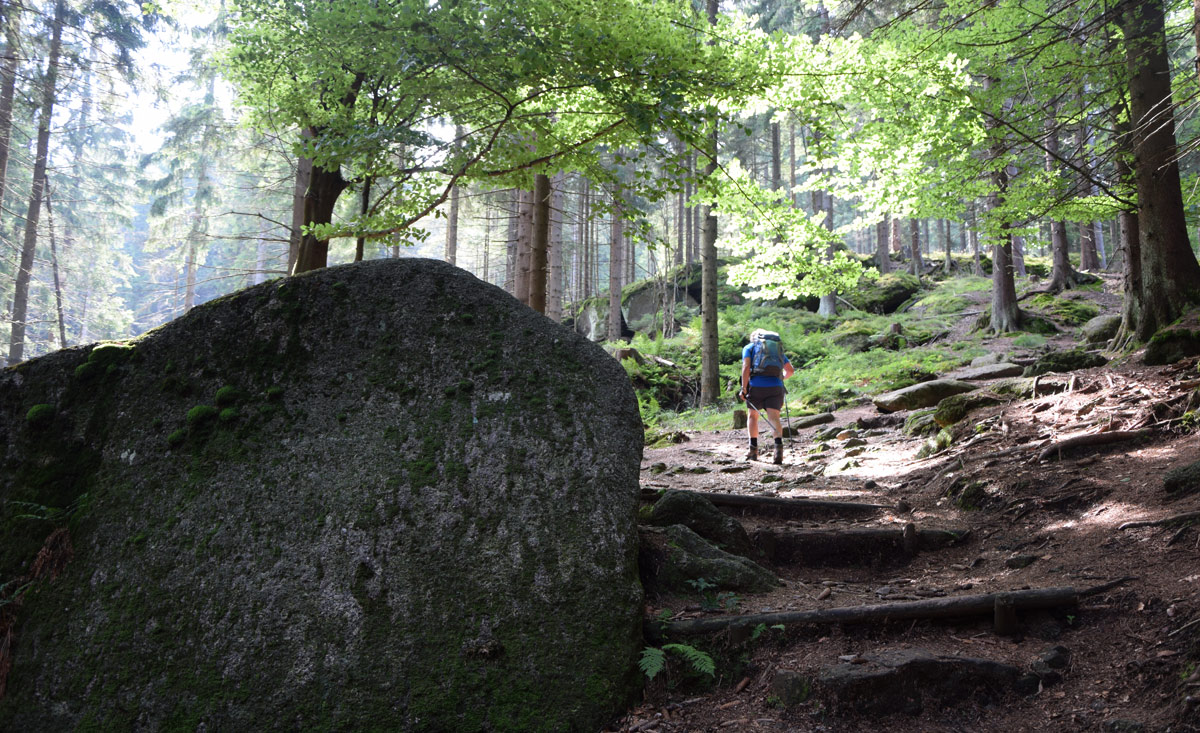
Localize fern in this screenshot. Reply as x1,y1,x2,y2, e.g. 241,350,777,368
664,643,715,677
639,643,717,680
638,647,667,680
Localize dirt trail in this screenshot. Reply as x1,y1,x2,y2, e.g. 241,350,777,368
615,286,1200,733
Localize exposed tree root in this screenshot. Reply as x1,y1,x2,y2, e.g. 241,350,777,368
647,579,1135,641
1037,429,1153,462
1118,511,1200,531
639,488,889,519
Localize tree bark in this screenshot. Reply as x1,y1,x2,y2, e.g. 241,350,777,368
514,189,534,304
529,173,551,314
908,219,923,277
699,0,721,405
7,0,65,364
444,178,460,266
1121,0,1200,340
289,130,313,274
293,158,348,274
354,177,371,263
45,189,66,348
608,192,624,341
876,216,891,274
0,4,21,216
547,173,565,321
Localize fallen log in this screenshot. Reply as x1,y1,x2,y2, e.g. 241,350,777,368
647,579,1134,641
751,525,971,567
639,488,889,519
1118,511,1200,531
1037,429,1152,462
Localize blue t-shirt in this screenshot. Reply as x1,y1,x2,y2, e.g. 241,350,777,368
743,342,790,388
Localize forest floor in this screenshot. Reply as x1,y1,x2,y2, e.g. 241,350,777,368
611,278,1200,732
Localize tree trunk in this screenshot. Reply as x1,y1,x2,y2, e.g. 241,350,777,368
699,0,721,405
45,189,66,348
289,130,314,274
909,219,923,276
355,177,371,262
547,173,564,321
529,173,551,314
444,177,460,266
1044,108,1078,292
7,0,64,365
514,188,533,304
942,218,952,273
293,158,348,274
608,193,624,341
0,3,20,217
1121,0,1200,340
876,216,891,274
988,174,1020,333
1012,234,1026,278
770,120,782,193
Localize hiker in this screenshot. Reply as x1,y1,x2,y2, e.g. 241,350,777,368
739,329,794,464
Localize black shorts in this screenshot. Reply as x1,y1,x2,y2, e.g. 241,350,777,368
746,385,785,411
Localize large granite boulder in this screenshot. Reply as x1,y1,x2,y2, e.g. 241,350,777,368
873,379,977,413
0,259,644,731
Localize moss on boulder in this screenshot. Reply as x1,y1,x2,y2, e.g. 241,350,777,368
1022,349,1108,377
0,259,644,732
846,273,920,314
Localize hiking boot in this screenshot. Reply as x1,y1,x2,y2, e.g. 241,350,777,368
745,445,758,461
773,443,784,465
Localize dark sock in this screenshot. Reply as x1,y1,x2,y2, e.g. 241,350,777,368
774,437,783,446
749,438,758,447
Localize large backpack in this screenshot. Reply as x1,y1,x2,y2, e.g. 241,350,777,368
749,329,786,378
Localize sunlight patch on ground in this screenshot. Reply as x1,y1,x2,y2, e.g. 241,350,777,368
1040,502,1147,532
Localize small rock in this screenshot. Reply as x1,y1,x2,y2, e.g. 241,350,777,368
836,430,859,440
842,437,868,448
769,670,812,707
863,479,878,490
817,587,832,601
1102,719,1145,733
1005,555,1038,569
649,462,667,474
684,466,711,474
1037,645,1071,670
873,586,893,596
719,465,751,474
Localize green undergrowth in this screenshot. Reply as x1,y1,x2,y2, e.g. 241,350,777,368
618,277,998,434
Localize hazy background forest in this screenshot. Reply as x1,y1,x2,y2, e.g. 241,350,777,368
1,0,1198,369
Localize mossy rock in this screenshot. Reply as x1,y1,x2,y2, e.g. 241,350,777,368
916,428,953,459
933,392,1001,428
846,273,920,314
1080,315,1121,344
87,342,135,367
638,524,780,596
647,490,758,560
1022,349,1108,377
990,377,1067,399
903,409,940,437
1163,460,1200,498
1145,322,1200,366
0,258,644,732
873,379,977,413
1026,294,1100,326
25,403,55,429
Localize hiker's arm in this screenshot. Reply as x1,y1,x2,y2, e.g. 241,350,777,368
741,357,752,395
782,360,795,379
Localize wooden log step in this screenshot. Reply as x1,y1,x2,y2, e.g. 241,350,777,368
639,488,889,520
751,524,971,567
646,578,1133,641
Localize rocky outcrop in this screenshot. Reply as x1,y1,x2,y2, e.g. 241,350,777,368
1023,348,1108,376
873,379,977,413
0,258,644,731
647,490,758,560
